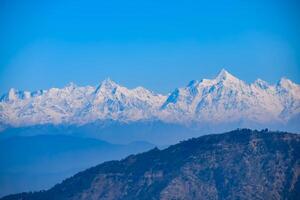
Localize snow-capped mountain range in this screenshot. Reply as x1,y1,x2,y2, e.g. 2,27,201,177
1,69,300,131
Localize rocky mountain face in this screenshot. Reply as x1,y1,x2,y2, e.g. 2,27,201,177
1,69,300,132
2,129,299,200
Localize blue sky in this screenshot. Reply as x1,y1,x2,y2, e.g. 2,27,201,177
0,0,299,94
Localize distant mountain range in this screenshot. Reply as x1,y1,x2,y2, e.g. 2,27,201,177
0,135,154,197
2,129,299,200
1,69,300,132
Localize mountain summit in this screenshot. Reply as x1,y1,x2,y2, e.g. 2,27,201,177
1,70,299,132
215,68,240,82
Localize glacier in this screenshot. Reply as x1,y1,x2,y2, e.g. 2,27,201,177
1,69,300,132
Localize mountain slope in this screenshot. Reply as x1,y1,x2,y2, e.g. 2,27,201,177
1,69,300,132
2,129,299,200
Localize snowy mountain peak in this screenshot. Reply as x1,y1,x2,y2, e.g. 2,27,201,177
278,78,296,89
65,82,77,89
100,78,118,88
95,78,119,94
8,88,18,101
215,69,240,83
3,88,31,101
254,79,270,89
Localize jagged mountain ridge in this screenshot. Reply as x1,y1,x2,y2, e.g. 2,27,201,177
1,69,300,130
161,70,300,125
0,79,166,128
2,129,299,200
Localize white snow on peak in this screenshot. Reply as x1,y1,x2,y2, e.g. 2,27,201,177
278,78,299,91
0,79,166,127
3,88,32,101
160,70,300,126
8,88,18,101
0,70,299,130
215,69,239,83
100,78,118,88
253,79,270,89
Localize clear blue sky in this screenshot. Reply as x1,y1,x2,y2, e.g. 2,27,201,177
0,0,299,94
